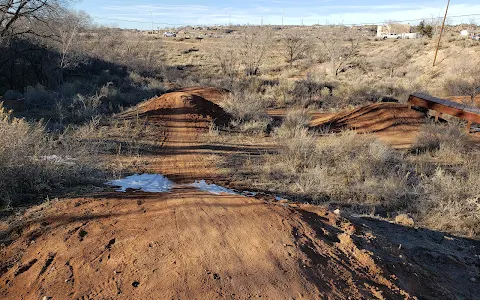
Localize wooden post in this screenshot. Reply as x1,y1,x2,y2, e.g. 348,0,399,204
433,0,450,67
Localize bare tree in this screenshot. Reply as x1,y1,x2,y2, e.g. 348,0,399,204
238,27,272,76
0,0,66,41
374,46,412,78
214,45,238,79
54,10,91,69
279,32,311,67
318,27,360,76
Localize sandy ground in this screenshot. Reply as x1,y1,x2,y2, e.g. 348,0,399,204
1,88,479,299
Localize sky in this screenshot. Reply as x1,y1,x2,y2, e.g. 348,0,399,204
72,0,480,29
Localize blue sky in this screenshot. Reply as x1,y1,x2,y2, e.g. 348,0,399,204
72,1,480,29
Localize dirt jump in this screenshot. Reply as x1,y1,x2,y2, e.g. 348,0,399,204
1,88,479,299
309,103,428,148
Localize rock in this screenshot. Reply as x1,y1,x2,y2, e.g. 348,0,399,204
395,214,415,226
333,209,341,215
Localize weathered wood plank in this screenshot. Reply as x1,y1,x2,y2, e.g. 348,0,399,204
408,94,480,124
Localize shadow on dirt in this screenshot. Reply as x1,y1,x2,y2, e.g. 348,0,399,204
296,206,480,300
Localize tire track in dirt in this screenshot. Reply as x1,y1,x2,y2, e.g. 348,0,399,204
1,88,477,299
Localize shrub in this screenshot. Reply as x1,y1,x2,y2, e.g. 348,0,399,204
412,122,479,237
24,85,53,109
444,76,480,106
417,21,433,38
412,122,470,156
264,121,479,237
276,108,311,137
220,91,269,123
419,167,480,237
238,27,272,76
0,103,104,208
259,131,416,208
3,90,23,100
291,76,333,107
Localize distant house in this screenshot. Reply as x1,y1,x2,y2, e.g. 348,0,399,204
163,32,177,37
401,33,420,39
377,24,413,38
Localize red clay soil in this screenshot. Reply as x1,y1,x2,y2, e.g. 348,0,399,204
1,88,479,299
121,88,231,127
118,87,233,182
170,86,230,105
309,103,427,148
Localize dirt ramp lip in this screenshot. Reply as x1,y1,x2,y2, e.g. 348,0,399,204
309,103,427,132
118,87,232,127
167,86,230,105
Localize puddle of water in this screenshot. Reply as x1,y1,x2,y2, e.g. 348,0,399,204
190,180,237,195
107,174,289,202
107,174,174,192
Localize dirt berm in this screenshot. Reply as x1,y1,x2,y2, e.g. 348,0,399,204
310,103,427,148
1,88,479,299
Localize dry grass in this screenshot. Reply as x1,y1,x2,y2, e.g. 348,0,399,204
219,118,479,238
413,122,480,237
0,104,105,208
260,130,415,210
219,89,272,134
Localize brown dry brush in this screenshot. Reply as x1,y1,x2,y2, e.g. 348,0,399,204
238,27,272,76
250,114,479,237
0,104,106,208
278,32,312,67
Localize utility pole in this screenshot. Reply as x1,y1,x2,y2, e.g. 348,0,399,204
150,11,153,33
261,17,263,26
433,0,450,67
282,8,284,26
229,14,231,26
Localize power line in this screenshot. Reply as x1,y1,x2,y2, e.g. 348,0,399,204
90,12,480,28
343,12,480,26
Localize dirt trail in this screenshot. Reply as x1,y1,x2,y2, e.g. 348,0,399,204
0,192,417,299
119,87,231,182
1,88,479,299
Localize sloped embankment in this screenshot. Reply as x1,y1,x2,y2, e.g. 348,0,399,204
309,103,427,148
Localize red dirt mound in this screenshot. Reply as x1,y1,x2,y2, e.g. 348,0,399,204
310,103,427,148
170,86,230,105
122,88,231,128
116,87,233,183
2,195,478,299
